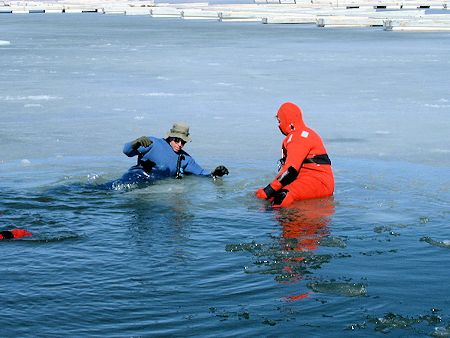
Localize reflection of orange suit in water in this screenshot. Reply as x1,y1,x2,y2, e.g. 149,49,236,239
278,199,334,252
276,199,335,299
256,102,334,208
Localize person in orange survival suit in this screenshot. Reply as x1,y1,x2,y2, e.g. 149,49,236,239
256,102,334,208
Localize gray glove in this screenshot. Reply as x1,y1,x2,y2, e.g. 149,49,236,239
131,136,152,150
211,165,229,177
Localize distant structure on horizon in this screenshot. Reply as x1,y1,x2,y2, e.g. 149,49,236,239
1,0,450,31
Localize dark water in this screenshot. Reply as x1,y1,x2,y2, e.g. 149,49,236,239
1,14,449,337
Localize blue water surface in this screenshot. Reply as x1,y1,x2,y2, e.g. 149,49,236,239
1,14,449,337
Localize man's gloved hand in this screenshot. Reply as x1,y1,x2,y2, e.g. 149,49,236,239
211,165,229,177
131,136,152,150
255,188,268,199
255,184,276,200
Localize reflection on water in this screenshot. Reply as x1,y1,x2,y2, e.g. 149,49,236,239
125,188,195,261
276,198,334,250
228,198,340,300
274,198,334,284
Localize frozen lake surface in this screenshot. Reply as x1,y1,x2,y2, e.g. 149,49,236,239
1,14,449,337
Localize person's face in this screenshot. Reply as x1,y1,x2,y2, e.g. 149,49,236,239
276,115,287,136
170,137,186,153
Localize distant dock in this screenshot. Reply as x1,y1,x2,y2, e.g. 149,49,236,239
1,0,450,32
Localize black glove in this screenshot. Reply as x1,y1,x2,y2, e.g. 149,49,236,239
131,136,152,150
211,165,229,177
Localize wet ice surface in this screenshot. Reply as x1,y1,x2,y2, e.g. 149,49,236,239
1,15,449,337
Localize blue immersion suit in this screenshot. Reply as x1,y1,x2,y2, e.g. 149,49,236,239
120,137,210,184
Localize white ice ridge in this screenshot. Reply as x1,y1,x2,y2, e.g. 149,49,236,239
0,95,62,101
0,40,11,46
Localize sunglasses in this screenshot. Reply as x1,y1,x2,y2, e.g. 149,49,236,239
172,137,186,145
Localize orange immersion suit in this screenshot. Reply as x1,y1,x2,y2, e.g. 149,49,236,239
0,229,32,240
256,102,334,207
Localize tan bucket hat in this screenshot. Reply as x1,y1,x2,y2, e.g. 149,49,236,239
166,122,192,143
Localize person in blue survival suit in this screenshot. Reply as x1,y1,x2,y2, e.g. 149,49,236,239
120,122,229,184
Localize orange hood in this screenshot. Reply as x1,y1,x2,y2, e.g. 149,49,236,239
277,102,306,135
